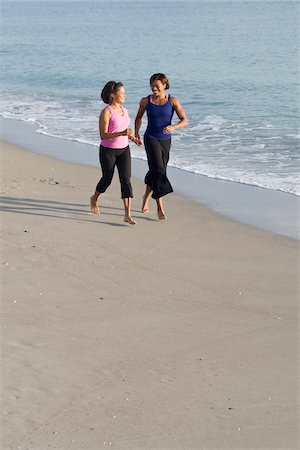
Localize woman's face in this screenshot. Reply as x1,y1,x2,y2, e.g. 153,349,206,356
150,80,166,96
112,86,126,104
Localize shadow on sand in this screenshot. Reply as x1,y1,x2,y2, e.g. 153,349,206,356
0,196,156,226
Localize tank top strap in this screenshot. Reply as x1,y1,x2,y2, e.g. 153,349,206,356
106,105,114,114
148,94,171,105
120,105,126,116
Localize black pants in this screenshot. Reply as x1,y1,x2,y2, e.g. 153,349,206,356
96,145,133,198
144,135,173,199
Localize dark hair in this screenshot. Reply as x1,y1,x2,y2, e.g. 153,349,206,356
149,73,170,90
101,81,123,104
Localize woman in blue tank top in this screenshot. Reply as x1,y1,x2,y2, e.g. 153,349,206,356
135,73,188,219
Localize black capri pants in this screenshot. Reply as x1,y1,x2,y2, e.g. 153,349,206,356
144,135,173,199
96,145,133,199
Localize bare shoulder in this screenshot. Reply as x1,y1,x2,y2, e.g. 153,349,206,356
140,96,148,107
136,97,148,117
170,95,180,107
100,106,110,119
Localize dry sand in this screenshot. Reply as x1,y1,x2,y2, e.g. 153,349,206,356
1,141,298,449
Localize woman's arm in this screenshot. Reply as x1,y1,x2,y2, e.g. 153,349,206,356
99,108,132,140
134,97,147,139
164,97,188,135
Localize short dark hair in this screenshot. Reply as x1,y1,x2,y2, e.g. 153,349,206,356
101,81,123,104
149,73,170,90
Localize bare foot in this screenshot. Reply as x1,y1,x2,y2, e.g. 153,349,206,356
141,195,150,213
124,216,136,225
158,210,167,220
90,195,100,215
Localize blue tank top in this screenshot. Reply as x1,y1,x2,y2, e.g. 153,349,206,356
145,94,174,140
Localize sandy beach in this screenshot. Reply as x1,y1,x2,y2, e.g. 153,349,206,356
1,140,298,449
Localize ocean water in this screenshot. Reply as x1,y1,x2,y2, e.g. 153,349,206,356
1,0,299,196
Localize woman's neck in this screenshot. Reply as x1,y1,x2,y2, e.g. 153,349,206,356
110,101,122,109
152,93,166,100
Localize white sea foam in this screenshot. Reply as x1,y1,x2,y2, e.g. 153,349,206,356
1,89,299,197
24,117,38,123
167,161,300,196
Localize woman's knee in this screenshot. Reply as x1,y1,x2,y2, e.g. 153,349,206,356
96,174,113,192
119,176,132,188
120,177,133,197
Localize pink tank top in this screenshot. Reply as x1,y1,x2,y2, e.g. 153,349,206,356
101,105,130,149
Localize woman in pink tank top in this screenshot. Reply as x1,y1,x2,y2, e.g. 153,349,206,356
90,81,137,225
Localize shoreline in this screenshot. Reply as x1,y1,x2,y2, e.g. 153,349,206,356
1,117,299,240
1,139,298,449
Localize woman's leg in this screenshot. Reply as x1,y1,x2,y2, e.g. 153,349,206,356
144,136,172,218
116,146,136,224
123,197,136,225
155,139,172,219
90,146,116,215
156,197,167,220
90,192,100,215
144,136,173,199
141,184,152,213
142,137,153,212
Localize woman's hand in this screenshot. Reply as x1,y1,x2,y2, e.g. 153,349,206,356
163,125,175,134
127,128,134,137
134,133,143,146
121,128,134,137
135,138,143,146
128,135,143,146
